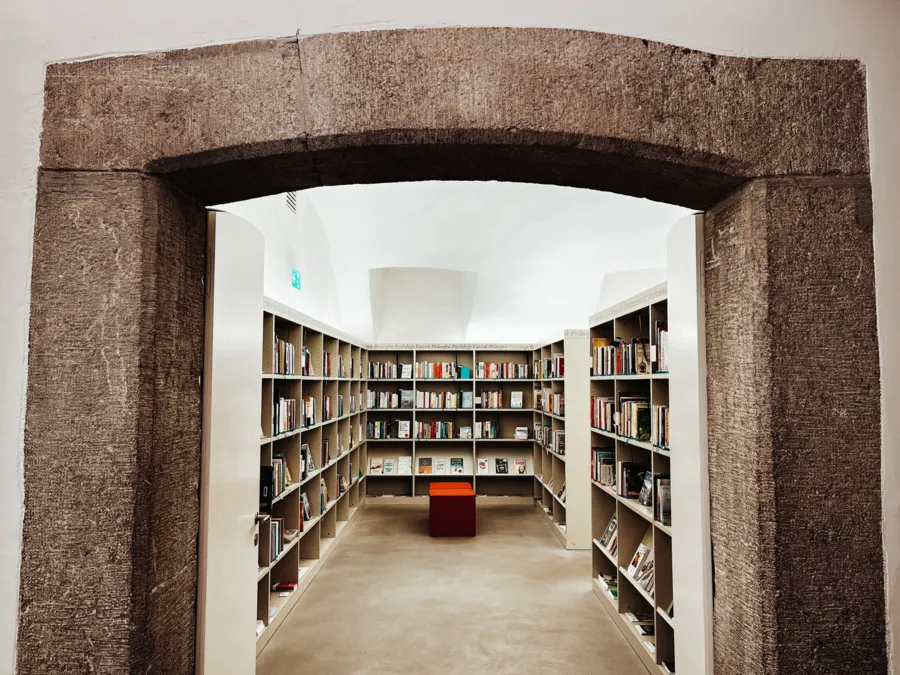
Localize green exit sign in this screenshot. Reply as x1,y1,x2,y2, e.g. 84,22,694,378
291,269,301,290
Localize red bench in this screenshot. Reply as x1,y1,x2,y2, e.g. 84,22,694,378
429,482,476,537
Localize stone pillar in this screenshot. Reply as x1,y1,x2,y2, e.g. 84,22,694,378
18,171,206,674
704,177,886,673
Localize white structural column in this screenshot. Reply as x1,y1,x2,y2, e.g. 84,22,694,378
667,213,713,675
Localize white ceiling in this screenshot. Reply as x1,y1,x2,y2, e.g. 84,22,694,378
304,181,692,342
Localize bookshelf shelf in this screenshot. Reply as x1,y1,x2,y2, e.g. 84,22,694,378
593,538,618,566
657,606,674,629
589,284,674,674
543,411,566,422
257,300,369,654
619,565,655,605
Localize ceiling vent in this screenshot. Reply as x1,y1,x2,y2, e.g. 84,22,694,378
285,191,297,214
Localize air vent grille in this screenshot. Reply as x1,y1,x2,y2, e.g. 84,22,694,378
286,191,297,214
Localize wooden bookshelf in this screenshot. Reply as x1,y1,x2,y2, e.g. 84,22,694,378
531,330,591,549
588,283,675,675
256,299,369,654
361,344,541,503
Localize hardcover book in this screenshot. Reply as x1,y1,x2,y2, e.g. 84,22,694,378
418,457,433,474
478,458,489,474
398,420,411,439
369,457,384,475
495,458,509,474
383,459,395,475
434,458,448,475
451,457,465,474
510,391,523,409
515,458,527,474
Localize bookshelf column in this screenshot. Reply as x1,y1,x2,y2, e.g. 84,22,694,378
19,172,206,674
704,177,885,673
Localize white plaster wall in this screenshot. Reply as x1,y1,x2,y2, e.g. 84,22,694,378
218,193,343,329
3,2,900,672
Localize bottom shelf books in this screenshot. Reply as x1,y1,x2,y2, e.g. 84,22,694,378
598,572,618,598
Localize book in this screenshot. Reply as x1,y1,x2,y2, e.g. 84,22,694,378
619,462,645,498
434,458,448,475
510,391,523,408
477,458,489,474
398,456,413,475
369,457,384,475
515,458,527,474
627,543,651,576
495,458,509,474
459,426,473,439
514,426,529,440
398,420,411,439
383,459,395,475
301,492,312,521
418,457,433,474
451,457,465,474
656,478,672,526
638,472,654,507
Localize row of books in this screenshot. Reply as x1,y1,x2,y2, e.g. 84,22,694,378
368,361,413,379
590,396,615,432
415,421,455,439
368,456,529,475
590,337,651,376
592,448,616,486
415,361,471,379
545,429,565,454
540,390,564,416
301,396,316,427
651,404,669,448
322,394,344,420
534,354,565,378
417,390,470,409
619,396,651,442
654,321,669,373
367,389,414,409
273,396,297,435
273,336,296,375
367,419,412,439
475,362,529,379
479,390,525,409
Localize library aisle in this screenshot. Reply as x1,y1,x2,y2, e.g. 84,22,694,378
256,503,648,675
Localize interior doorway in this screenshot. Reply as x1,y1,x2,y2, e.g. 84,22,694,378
18,27,884,675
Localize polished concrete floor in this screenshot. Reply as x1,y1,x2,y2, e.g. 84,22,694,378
256,502,649,675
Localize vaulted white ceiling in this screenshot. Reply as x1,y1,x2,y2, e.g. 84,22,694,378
221,181,692,343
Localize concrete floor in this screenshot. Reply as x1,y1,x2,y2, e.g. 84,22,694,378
256,502,649,675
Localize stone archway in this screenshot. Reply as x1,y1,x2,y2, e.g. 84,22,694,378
21,28,884,674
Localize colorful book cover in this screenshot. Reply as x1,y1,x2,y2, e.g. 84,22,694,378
515,458,527,474
477,458,489,474
369,457,384,475
451,457,465,474
417,457,433,474
383,459,395,474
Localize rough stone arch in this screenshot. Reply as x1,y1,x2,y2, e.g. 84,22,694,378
21,28,883,674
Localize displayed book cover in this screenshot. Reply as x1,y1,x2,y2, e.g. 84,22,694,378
301,492,312,521
599,515,618,548
398,456,413,475
627,543,650,576
451,457,465,474
495,458,509,474
478,458,490,474
434,458,448,475
638,472,654,507
514,426,529,440
400,363,413,378
458,365,471,379
459,426,473,439
369,457,384,475
400,389,414,409
398,420,411,439
461,391,474,409
383,459,395,475
510,391,523,408
418,457,433,474
515,458,527,474
634,549,656,592
657,479,672,526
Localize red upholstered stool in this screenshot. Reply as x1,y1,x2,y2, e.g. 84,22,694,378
429,482,472,493
429,486,476,537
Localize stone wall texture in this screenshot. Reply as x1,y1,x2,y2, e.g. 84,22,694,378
19,171,206,673
24,27,884,675
705,177,885,674
40,29,868,208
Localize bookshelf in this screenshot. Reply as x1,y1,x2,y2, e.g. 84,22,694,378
531,331,591,549
364,345,544,503
256,299,369,654
588,283,675,675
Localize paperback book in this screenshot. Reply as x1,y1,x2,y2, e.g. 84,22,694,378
418,457,433,474
398,456,413,475
369,457,384,475
434,458,448,475
451,457,465,474
383,459,395,475
515,458,527,474
477,458,490,474
495,458,509,474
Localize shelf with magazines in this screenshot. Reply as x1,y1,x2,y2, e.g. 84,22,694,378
256,300,369,654
588,283,674,675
